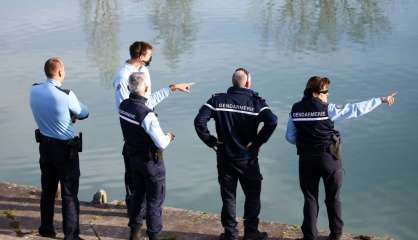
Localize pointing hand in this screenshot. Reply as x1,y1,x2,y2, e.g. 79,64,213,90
170,82,195,93
381,92,397,106
167,132,175,142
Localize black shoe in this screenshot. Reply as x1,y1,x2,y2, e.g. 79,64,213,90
327,233,342,240
72,237,86,240
38,230,56,238
219,233,239,240
243,231,268,240
129,228,143,240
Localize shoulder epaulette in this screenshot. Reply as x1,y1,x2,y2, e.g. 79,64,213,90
54,86,71,95
212,92,225,98
254,92,265,101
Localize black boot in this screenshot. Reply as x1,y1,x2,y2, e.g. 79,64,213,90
129,228,143,240
243,231,268,240
219,233,239,240
327,233,342,240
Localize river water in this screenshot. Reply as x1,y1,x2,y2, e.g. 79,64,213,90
0,0,417,239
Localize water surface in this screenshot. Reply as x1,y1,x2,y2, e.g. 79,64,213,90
1,1,417,239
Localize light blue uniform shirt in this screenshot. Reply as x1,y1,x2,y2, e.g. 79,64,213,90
30,79,89,140
112,62,171,110
285,97,382,144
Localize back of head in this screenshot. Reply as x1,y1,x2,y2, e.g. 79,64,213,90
129,41,153,59
304,76,330,97
232,67,251,88
128,72,147,95
44,57,63,79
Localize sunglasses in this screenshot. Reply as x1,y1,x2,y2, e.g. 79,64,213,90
319,89,329,94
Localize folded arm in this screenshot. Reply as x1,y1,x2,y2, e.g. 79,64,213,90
68,91,89,120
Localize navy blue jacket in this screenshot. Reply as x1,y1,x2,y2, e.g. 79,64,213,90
194,87,277,161
119,94,157,153
291,96,338,154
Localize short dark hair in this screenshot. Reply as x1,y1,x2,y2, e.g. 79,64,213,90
232,67,250,87
303,76,330,97
44,57,63,78
129,41,153,59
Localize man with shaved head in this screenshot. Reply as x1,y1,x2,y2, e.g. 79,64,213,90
194,68,278,240
30,57,89,240
119,72,175,240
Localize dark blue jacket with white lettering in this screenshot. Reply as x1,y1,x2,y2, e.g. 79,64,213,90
194,87,278,161
119,94,157,153
291,96,338,155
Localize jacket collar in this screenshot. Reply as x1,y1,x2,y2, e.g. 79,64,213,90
129,93,148,104
46,79,62,87
302,95,327,106
227,86,256,96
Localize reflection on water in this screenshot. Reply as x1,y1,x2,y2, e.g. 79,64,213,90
251,0,391,52
0,1,417,239
80,0,120,86
147,0,196,68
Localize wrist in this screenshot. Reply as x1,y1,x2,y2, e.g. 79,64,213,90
169,84,176,92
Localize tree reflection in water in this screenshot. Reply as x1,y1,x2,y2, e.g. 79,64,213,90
80,0,120,86
250,0,392,53
147,0,197,69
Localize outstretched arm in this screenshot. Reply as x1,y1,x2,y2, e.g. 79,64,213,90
145,82,195,109
146,88,171,109
328,92,396,122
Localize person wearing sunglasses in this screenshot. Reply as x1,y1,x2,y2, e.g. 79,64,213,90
285,76,396,240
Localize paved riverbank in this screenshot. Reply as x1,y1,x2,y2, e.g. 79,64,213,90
0,182,387,240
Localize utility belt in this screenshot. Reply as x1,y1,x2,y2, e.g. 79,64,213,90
125,144,163,162
298,133,341,160
35,129,82,152
328,133,341,160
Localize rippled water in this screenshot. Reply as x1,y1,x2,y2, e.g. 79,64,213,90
1,0,418,239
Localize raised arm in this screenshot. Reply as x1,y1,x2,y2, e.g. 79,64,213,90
145,88,171,109
145,82,195,109
328,92,396,121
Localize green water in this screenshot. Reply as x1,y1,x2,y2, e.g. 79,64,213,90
0,0,417,239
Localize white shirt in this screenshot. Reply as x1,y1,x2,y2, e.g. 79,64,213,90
141,112,171,149
112,62,170,110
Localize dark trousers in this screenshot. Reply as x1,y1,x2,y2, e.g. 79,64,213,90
217,157,263,239
299,153,343,240
127,152,166,238
38,141,80,240
123,144,134,212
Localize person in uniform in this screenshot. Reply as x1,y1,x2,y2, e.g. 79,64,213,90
285,76,396,240
194,68,278,240
30,57,89,240
112,41,193,212
119,72,175,240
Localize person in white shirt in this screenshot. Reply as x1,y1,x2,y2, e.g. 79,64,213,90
112,41,194,221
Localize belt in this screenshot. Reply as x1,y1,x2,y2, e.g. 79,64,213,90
40,134,72,145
